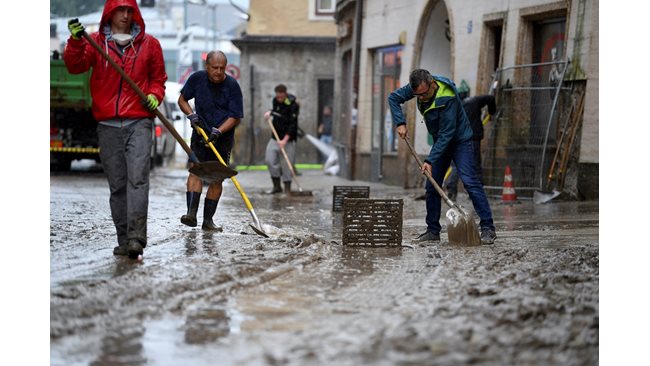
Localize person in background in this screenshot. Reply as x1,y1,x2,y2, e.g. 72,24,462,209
178,51,243,231
264,84,300,194
317,105,333,162
64,0,167,259
444,87,497,200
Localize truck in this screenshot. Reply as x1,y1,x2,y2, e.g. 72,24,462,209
50,53,176,171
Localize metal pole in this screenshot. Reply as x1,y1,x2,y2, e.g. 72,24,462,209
249,64,255,165
183,0,188,30
538,58,569,189
212,5,217,50
204,5,208,51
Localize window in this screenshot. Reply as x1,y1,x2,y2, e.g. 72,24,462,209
315,0,335,15
371,46,403,154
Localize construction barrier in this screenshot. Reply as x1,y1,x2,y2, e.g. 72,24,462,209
501,165,518,204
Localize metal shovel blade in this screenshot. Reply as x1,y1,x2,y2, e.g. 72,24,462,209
533,189,561,204
189,161,238,184
288,190,314,197
249,223,270,238
446,206,481,246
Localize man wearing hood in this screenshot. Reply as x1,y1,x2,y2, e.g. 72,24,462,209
64,0,167,259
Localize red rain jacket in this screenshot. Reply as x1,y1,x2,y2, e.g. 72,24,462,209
63,0,167,122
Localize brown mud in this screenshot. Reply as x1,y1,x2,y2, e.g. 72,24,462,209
50,164,598,365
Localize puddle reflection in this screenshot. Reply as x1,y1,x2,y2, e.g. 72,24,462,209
91,324,146,366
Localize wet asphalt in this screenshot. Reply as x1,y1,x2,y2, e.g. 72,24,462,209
50,159,598,365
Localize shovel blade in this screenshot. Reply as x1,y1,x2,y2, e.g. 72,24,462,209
288,190,313,197
533,189,561,204
249,223,270,238
189,161,238,184
446,207,481,246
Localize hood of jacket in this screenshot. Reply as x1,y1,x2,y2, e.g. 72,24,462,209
100,0,145,41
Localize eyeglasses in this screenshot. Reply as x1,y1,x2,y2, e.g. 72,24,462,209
413,83,432,96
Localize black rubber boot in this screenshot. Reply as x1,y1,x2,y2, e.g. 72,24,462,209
181,191,201,227
202,198,223,232
284,181,291,194
113,244,128,256
127,239,144,259
271,177,282,194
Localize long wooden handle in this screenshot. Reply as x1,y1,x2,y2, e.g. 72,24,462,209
266,117,303,190
81,32,198,163
402,137,455,207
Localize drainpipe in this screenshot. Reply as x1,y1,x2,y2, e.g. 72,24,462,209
249,64,255,165
350,0,363,180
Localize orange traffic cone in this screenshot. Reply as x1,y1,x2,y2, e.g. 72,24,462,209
501,165,518,204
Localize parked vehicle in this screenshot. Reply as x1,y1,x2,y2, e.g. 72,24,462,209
50,54,175,171
152,99,177,166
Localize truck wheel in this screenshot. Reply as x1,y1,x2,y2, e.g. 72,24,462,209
51,155,71,172
155,141,165,166
150,137,157,171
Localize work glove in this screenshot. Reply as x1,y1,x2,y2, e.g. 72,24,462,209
186,113,201,129
67,18,85,40
143,94,159,111
206,127,222,145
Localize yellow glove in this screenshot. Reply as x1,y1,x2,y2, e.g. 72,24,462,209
143,94,159,111
67,18,85,40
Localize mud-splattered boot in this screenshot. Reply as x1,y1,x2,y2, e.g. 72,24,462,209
113,244,128,256
284,181,292,194
202,198,223,232
269,177,282,194
127,239,144,259
181,191,201,227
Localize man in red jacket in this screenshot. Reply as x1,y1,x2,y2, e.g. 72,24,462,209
64,0,167,259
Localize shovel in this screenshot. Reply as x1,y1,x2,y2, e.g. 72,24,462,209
402,137,481,246
266,116,313,197
194,125,269,238
80,31,237,184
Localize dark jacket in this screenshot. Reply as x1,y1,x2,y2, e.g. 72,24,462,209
388,75,473,165
63,0,167,122
270,94,299,142
462,95,496,140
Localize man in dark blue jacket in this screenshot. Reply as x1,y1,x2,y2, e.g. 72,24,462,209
388,69,496,244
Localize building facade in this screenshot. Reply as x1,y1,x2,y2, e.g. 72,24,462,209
334,0,598,199
232,0,337,165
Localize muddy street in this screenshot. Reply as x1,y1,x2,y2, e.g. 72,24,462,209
50,162,598,365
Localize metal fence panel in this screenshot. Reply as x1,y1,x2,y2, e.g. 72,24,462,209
482,60,570,194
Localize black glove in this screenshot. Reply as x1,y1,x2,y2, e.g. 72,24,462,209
67,18,85,40
206,127,222,145
187,113,201,129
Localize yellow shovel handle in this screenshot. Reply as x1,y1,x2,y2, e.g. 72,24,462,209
444,166,452,181
196,126,254,211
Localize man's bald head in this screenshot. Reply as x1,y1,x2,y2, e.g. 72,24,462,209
205,50,228,84
206,50,228,65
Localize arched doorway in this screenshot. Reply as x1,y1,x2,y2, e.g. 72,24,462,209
411,0,452,156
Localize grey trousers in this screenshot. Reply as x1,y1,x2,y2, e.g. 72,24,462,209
97,119,153,246
265,139,295,182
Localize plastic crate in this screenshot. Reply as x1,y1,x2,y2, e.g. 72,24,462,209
342,198,403,246
332,185,370,211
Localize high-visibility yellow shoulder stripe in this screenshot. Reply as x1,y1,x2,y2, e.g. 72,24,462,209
422,80,456,114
